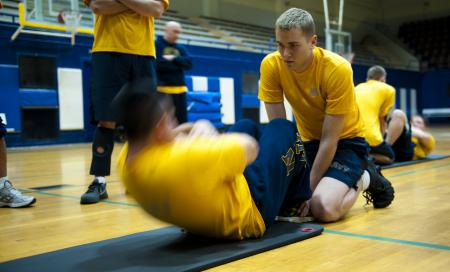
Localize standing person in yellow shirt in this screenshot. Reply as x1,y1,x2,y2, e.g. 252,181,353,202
80,0,169,204
355,66,396,165
259,8,395,222
113,78,311,239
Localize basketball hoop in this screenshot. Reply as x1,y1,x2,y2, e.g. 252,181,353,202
62,11,82,45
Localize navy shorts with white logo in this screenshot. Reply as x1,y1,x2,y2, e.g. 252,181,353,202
304,137,369,188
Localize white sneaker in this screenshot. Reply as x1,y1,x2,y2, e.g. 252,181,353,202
0,180,36,208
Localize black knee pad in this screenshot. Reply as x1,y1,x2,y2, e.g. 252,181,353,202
89,126,115,176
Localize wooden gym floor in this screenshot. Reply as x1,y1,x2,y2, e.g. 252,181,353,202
1,125,449,271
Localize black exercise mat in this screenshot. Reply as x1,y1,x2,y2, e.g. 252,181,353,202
0,222,323,272
381,154,449,169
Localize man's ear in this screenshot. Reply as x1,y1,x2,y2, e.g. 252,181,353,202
310,34,318,47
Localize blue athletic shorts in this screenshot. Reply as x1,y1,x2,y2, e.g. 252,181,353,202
370,141,395,161
304,137,369,188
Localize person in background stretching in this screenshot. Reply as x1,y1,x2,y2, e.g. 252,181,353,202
355,65,396,165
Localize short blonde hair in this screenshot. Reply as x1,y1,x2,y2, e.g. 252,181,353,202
276,8,315,36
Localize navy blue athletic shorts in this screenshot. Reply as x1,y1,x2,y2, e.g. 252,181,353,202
304,137,369,188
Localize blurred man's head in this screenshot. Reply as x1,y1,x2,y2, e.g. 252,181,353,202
164,21,182,44
112,78,176,144
411,115,427,130
367,65,387,82
275,8,317,72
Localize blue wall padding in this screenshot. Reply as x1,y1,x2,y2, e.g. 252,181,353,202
242,94,260,108
19,89,58,107
184,76,193,91
187,102,222,112
207,77,221,92
0,64,21,131
421,69,450,109
212,121,225,128
187,92,221,103
188,112,223,122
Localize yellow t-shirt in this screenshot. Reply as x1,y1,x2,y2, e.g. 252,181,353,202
412,134,435,160
117,135,266,240
258,47,364,141
92,0,169,56
355,80,395,147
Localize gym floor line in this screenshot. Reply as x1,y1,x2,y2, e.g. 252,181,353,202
17,187,450,252
17,188,450,252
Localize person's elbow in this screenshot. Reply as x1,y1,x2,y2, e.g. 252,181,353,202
90,2,101,14
147,2,164,17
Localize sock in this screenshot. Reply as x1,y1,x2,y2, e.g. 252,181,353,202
0,176,7,188
357,170,370,191
95,176,106,184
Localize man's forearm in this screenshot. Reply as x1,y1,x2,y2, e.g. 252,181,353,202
265,102,286,120
90,0,129,15
310,139,338,191
310,114,345,191
411,127,432,146
118,0,165,17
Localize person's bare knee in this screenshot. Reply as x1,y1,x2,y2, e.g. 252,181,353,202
310,195,341,222
391,110,407,126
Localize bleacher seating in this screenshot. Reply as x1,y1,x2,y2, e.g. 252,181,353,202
200,16,276,53
0,1,396,67
398,16,450,69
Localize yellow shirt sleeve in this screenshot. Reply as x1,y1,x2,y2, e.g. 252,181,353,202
161,0,169,10
379,86,395,117
258,55,284,103
324,62,356,115
422,134,436,155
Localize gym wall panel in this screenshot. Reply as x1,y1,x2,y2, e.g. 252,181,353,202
191,76,208,92
0,64,20,132
219,77,235,124
57,68,84,130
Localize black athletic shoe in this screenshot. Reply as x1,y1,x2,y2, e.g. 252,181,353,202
363,160,395,208
80,179,108,204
